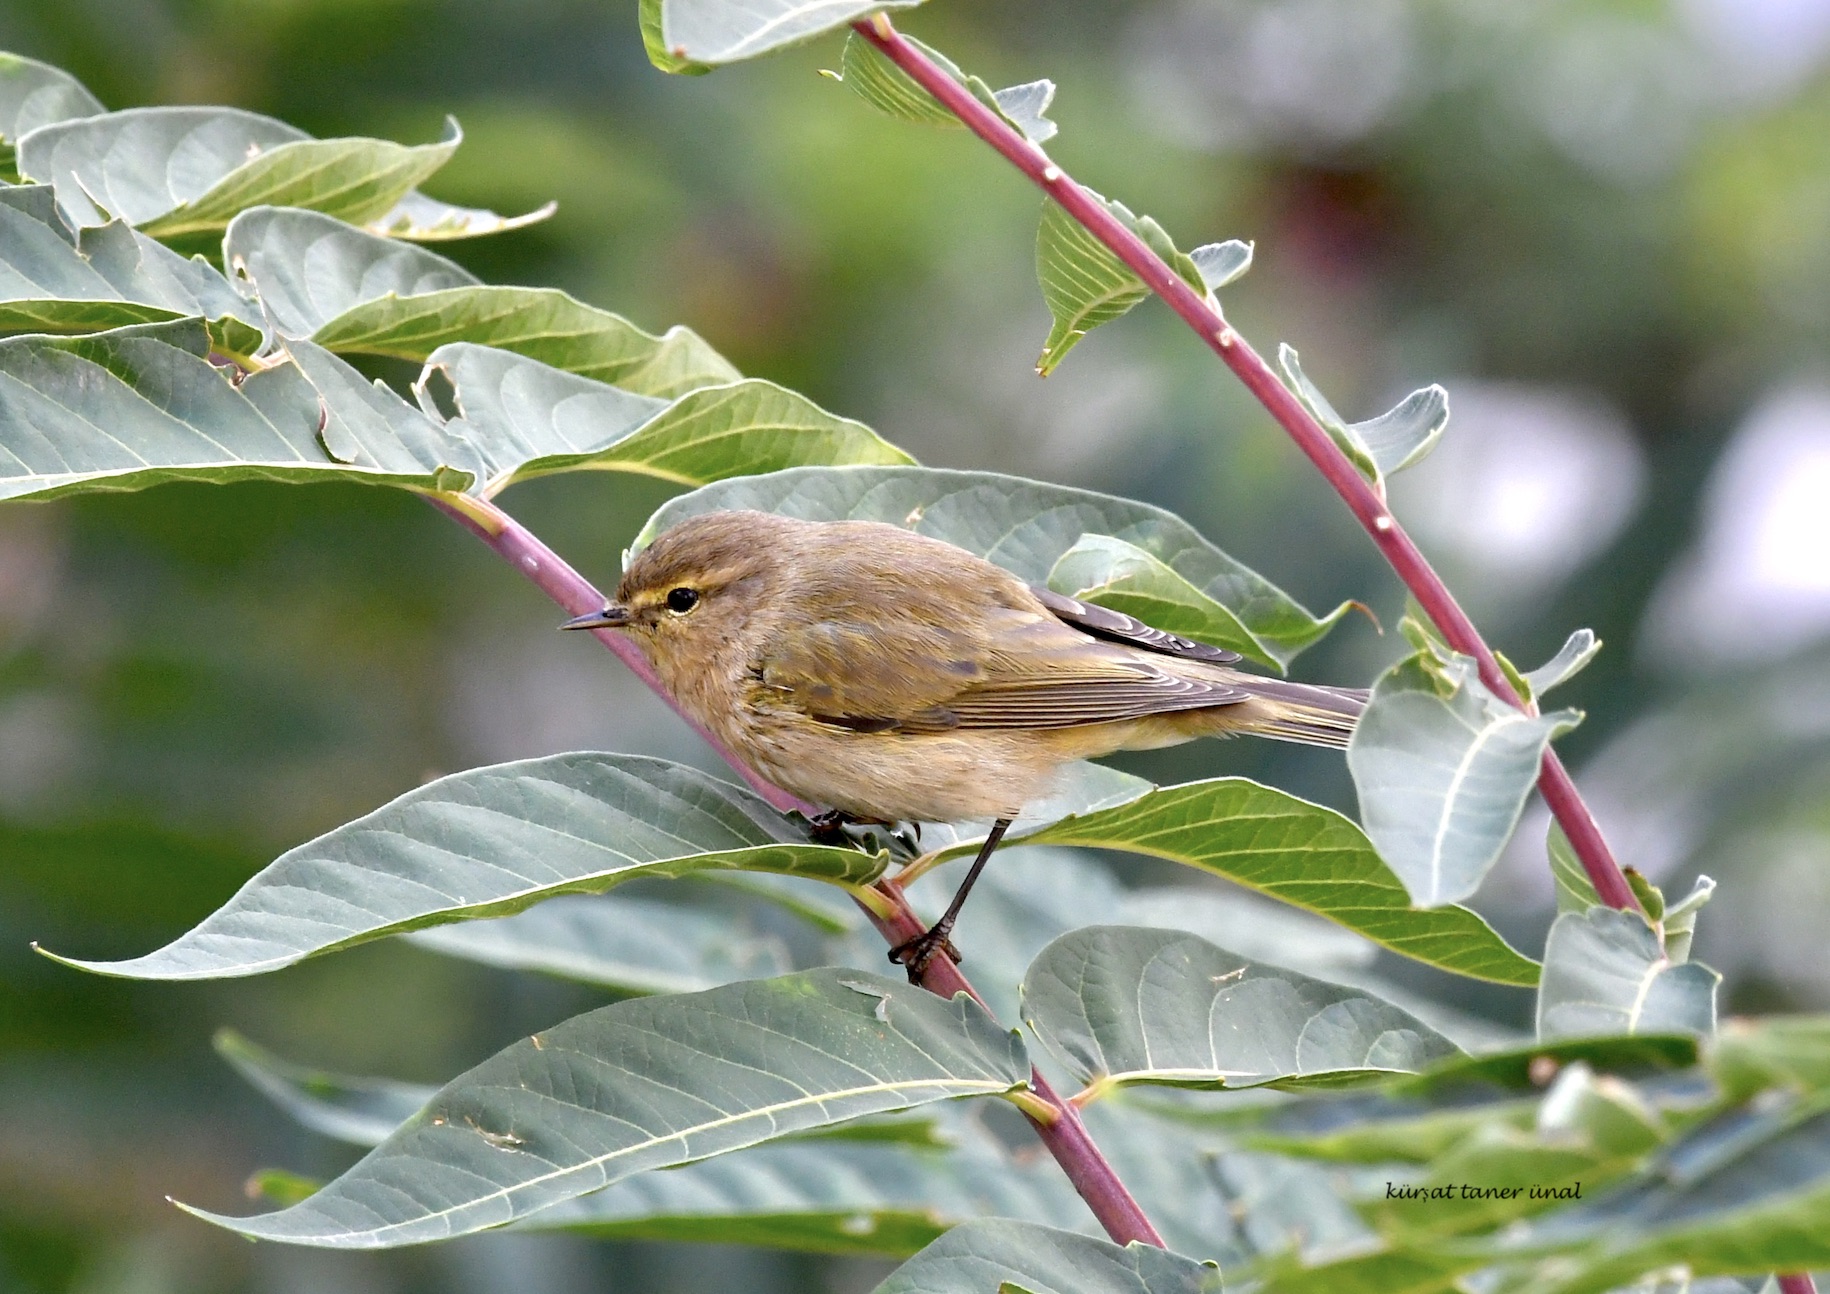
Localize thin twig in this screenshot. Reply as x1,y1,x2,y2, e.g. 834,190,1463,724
425,492,1167,1247
852,13,1638,914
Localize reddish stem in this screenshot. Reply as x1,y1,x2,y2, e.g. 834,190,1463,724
426,492,1165,1247
1778,1277,1819,1294
853,15,1638,914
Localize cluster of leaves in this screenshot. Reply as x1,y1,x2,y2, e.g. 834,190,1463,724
2,9,1824,1293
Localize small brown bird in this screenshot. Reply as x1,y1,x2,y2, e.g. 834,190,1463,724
564,510,1364,976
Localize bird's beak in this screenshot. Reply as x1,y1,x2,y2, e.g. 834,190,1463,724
561,604,631,631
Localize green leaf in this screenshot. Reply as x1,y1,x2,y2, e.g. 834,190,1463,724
1189,241,1253,295
39,754,883,981
1278,346,1448,492
1549,822,1604,914
1523,629,1602,699
825,32,1058,143
634,465,1348,670
421,341,911,496
1035,192,1206,376
0,322,476,504
1712,1016,1830,1103
1049,533,1350,672
0,184,263,358
1003,778,1538,986
18,107,460,245
1498,1101,1830,1294
214,1029,433,1147
1537,909,1719,1042
1257,1246,1480,1294
0,52,104,181
181,968,1027,1247
660,0,929,66
404,893,794,994
224,206,739,398
362,190,557,241
1348,651,1582,908
640,0,714,74
520,1117,1086,1256
1020,926,1461,1097
875,1219,1223,1294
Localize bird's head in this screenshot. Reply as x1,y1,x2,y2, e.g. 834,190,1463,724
560,510,800,657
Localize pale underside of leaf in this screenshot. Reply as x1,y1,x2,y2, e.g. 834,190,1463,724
182,968,1027,1247
661,0,929,66
1537,908,1719,1042
40,753,883,981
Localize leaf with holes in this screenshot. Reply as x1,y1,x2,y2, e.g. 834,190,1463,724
636,465,1349,670
1349,651,1581,908
1537,909,1719,1042
39,754,882,981
0,321,477,503
1020,926,1460,1097
0,184,262,357
226,206,737,399
181,969,1027,1247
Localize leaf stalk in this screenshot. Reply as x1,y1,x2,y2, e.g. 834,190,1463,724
851,15,1638,915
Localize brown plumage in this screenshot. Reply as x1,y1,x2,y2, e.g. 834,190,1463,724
574,509,1364,826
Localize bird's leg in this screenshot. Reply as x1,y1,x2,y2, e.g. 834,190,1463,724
888,817,1013,982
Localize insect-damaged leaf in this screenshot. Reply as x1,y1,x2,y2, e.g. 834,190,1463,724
182,969,1027,1247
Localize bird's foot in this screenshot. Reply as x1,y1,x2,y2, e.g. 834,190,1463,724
887,926,961,982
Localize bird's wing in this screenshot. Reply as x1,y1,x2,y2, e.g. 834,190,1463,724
755,604,1251,734
1030,585,1244,664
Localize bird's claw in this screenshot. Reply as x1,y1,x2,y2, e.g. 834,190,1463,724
887,928,961,982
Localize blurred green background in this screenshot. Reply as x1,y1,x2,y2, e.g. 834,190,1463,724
3,0,1829,1289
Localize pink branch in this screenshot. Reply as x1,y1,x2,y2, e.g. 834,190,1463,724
853,15,1638,914
425,493,1166,1247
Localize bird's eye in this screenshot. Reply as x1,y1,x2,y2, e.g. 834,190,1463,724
665,587,700,614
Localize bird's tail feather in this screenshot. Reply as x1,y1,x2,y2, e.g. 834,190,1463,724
1236,678,1368,750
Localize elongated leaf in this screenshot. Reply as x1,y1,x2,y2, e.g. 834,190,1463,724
1021,926,1460,1097
364,190,557,241
1711,1015,1830,1103
1035,193,1206,376
214,1030,432,1147
520,1119,1087,1256
635,465,1348,670
18,107,459,242
421,342,910,496
1549,823,1603,914
0,184,262,357
1537,909,1719,1042
183,969,1027,1247
1279,346,1448,492
876,1218,1222,1294
405,893,793,994
40,753,882,980
1348,652,1581,908
225,205,479,332
1497,1102,1830,1294
0,52,104,180
661,0,928,66
0,321,475,503
1002,778,1538,985
222,205,737,397
1050,533,1349,671
826,32,1058,143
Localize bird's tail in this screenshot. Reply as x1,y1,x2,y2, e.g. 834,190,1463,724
1235,678,1368,749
